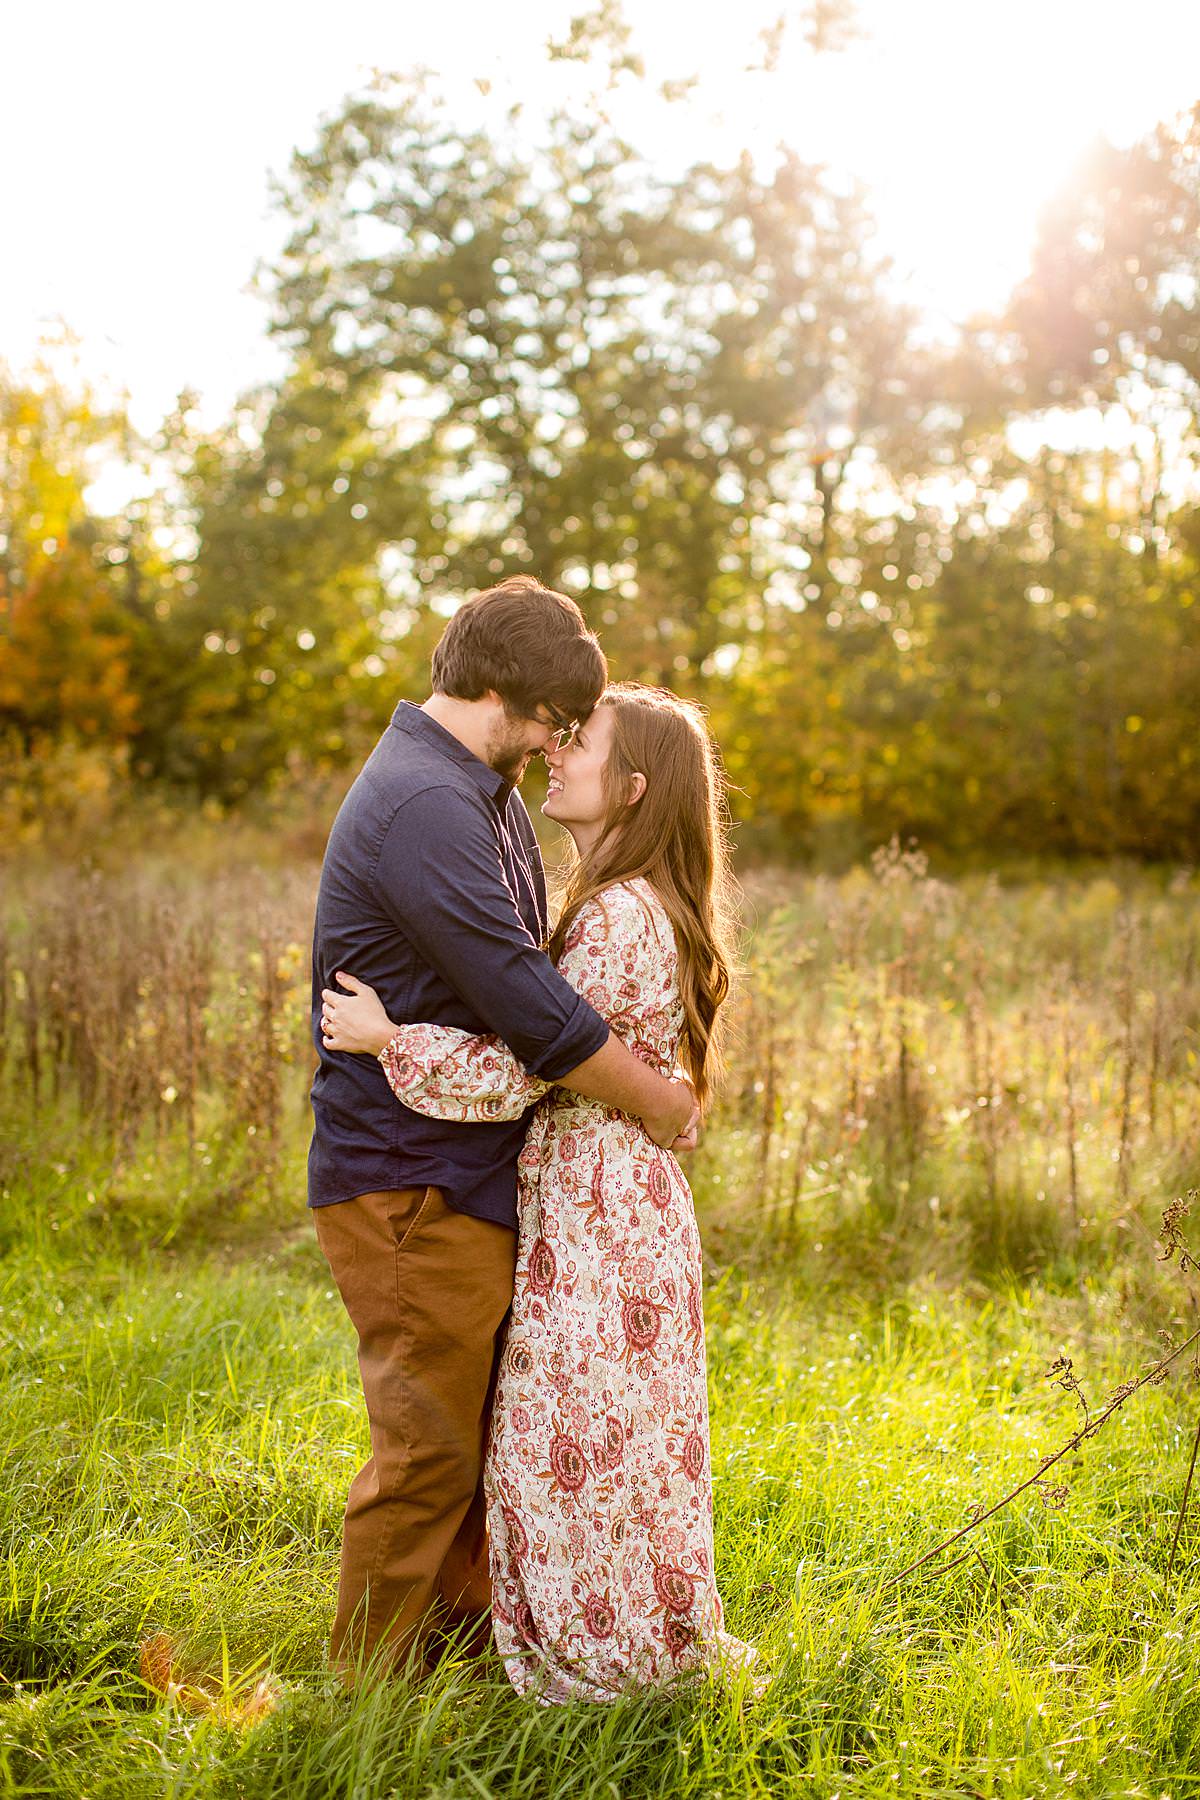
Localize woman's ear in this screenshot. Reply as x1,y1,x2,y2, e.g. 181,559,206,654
627,771,647,807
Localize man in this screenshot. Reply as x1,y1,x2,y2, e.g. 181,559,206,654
309,575,697,1679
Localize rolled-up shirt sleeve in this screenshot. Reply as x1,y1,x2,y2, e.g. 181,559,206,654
372,784,610,1079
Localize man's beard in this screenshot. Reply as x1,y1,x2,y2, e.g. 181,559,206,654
486,722,535,783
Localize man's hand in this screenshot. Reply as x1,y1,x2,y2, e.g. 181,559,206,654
557,1035,701,1150
667,1064,701,1153
644,1075,699,1152
671,1102,702,1155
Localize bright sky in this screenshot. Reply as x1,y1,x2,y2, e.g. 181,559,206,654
6,0,1199,440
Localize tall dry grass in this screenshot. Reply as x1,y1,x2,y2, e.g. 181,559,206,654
1,839,1196,1276
706,842,1200,1278
0,857,315,1244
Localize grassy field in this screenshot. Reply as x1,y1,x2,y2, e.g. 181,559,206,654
2,842,1199,1798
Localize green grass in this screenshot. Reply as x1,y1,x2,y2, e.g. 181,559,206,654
3,1187,1200,1798
4,849,1200,1795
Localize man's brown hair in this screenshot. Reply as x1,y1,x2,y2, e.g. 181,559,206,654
431,576,606,723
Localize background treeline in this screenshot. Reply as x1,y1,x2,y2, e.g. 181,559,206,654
3,15,1199,859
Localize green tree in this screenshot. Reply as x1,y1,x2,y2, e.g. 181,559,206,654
153,368,441,796
260,50,915,686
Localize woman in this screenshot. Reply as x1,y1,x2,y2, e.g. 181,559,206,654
320,683,754,1703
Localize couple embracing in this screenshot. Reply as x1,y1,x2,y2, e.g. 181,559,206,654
309,575,755,1704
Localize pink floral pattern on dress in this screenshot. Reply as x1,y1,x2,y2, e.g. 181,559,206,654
378,878,754,1703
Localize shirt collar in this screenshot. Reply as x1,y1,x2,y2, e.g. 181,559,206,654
390,700,511,805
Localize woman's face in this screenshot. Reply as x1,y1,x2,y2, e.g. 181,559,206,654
542,704,616,837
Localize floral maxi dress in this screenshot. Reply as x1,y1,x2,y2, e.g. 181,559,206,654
378,877,754,1703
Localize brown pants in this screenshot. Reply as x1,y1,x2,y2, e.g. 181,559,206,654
314,1186,517,1676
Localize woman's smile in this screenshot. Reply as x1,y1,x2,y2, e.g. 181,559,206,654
541,708,615,841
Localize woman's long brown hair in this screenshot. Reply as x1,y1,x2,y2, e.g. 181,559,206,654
547,683,739,1111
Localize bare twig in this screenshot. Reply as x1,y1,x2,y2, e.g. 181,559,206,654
888,1323,1200,1586
889,1195,1200,1588
1166,1412,1200,1582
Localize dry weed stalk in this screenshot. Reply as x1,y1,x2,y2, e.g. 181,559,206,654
1167,1414,1200,1581
889,1193,1200,1586
1114,909,1138,1207
1059,993,1081,1236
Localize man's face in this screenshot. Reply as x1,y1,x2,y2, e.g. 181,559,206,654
485,704,575,784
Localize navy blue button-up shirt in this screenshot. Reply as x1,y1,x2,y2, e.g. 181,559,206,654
308,701,610,1227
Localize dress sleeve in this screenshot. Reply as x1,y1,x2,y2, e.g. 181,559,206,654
378,1023,550,1123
